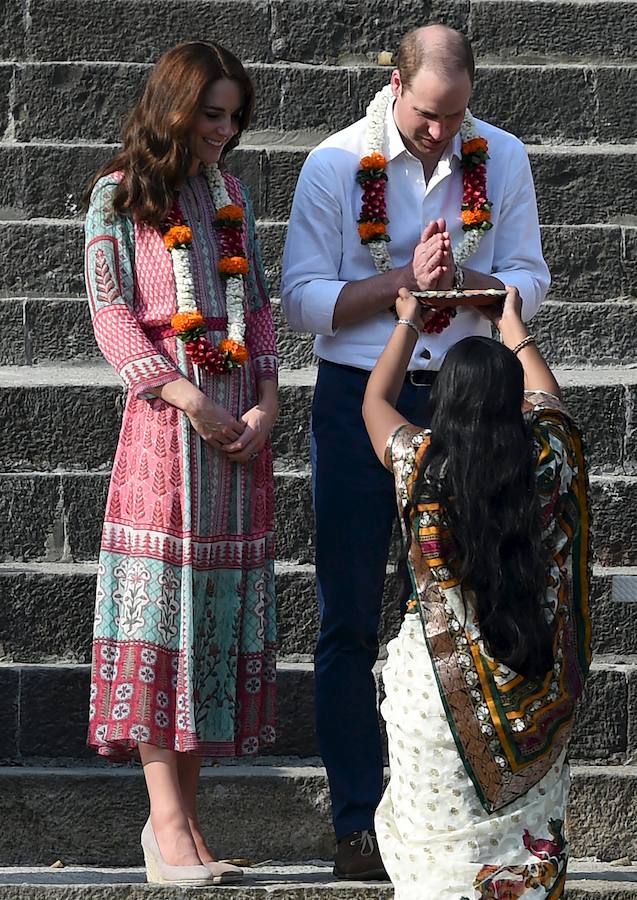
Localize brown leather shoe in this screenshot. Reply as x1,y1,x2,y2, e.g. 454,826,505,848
333,830,390,881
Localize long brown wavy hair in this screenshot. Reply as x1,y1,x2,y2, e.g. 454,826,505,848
84,41,254,227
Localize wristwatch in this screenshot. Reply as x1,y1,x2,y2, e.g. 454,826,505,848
453,264,465,290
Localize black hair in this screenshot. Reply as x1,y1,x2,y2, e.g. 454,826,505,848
409,336,554,679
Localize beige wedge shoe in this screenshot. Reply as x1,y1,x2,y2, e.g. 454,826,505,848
204,859,244,884
141,819,213,886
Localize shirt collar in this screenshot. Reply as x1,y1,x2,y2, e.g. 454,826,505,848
384,98,462,169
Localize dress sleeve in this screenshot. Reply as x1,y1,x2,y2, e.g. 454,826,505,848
84,177,182,398
384,424,431,511
526,392,580,542
242,187,278,384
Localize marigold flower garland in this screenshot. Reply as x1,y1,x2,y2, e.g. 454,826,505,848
162,164,249,374
358,85,493,334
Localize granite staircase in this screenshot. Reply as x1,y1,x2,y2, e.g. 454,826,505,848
0,0,636,896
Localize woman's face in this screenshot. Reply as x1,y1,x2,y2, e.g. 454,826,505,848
188,78,244,175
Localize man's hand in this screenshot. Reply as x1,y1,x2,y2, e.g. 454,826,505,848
411,218,455,291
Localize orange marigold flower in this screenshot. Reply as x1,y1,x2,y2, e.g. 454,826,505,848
218,255,249,276
216,204,244,222
462,137,488,155
163,225,193,250
171,310,205,333
219,338,249,364
358,221,387,241
461,208,492,226
360,152,387,171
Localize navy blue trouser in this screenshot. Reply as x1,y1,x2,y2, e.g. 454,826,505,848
311,360,432,839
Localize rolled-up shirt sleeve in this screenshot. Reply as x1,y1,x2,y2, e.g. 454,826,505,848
490,141,550,321
281,151,348,336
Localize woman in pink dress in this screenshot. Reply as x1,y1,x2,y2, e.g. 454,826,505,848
84,42,277,885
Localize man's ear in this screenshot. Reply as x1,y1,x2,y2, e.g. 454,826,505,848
390,69,402,99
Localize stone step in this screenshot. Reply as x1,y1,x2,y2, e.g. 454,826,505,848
3,296,636,371
1,61,635,145
1,862,636,899
0,363,635,477
2,141,637,230
0,763,634,864
0,661,316,763
0,463,634,568
0,655,634,766
3,219,635,307
2,0,635,66
0,559,635,660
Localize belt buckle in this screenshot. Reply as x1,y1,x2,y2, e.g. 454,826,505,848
408,370,425,387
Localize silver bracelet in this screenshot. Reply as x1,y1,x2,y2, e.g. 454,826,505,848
396,318,420,337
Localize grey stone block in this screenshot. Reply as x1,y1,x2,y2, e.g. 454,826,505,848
22,144,113,219
0,2,24,60
530,150,637,226
26,0,272,63
275,568,319,656
0,567,96,662
0,66,14,152
541,226,626,301
25,298,100,364
0,384,122,472
534,302,637,368
589,478,637,567
623,227,637,298
0,475,62,563
272,382,313,465
245,65,285,133
61,473,110,562
226,147,268,219
625,386,637,474
590,572,637,656
0,767,335,865
13,63,147,143
270,0,468,64
560,383,624,476
19,665,91,759
570,668,628,762
0,299,25,366
0,145,24,219
568,766,637,860
275,472,314,563
278,66,359,133
597,67,637,144
628,668,637,760
274,303,316,370
261,148,303,222
0,667,19,761
472,66,597,144
470,0,637,64
0,221,84,296
0,764,633,864
257,222,286,297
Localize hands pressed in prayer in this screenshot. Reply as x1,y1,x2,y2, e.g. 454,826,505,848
411,218,455,291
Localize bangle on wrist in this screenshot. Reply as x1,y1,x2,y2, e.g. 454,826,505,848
512,334,536,355
396,318,420,338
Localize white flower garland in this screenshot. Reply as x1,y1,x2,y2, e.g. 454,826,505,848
204,164,246,344
364,85,487,274
170,163,246,345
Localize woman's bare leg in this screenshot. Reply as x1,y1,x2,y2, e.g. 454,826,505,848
177,754,216,863
138,742,202,866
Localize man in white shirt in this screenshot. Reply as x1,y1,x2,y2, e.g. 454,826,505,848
281,24,549,880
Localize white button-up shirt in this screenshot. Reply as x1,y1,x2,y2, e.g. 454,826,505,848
281,98,550,371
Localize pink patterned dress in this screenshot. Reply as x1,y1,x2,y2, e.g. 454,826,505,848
84,170,277,759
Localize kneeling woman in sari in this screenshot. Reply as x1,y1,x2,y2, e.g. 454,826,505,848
362,287,591,900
